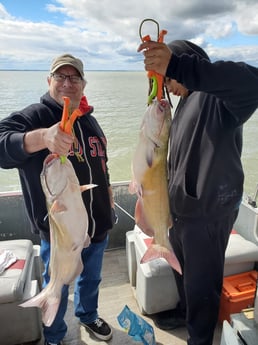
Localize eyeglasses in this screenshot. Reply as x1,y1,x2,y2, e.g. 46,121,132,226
51,73,82,84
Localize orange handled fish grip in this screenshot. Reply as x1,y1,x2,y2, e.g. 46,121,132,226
59,96,83,163
60,96,83,134
60,96,70,133
139,19,167,104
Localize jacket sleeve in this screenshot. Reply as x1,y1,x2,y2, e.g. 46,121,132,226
0,103,54,169
0,112,34,168
166,54,258,124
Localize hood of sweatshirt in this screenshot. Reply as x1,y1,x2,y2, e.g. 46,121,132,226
168,40,210,61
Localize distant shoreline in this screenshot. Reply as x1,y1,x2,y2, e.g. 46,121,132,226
0,69,143,72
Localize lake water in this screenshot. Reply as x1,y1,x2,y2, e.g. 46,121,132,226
0,70,258,199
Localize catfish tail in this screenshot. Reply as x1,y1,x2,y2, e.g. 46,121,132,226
19,288,60,327
140,243,182,275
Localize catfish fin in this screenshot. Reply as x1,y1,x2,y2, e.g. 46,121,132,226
145,141,155,167
135,199,155,237
128,179,137,195
50,200,67,213
80,184,98,193
140,243,182,275
19,289,60,327
84,233,91,248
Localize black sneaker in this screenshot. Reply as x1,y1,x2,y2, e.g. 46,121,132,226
80,317,112,341
154,308,186,330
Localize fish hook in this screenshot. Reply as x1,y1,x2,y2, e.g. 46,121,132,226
139,18,160,43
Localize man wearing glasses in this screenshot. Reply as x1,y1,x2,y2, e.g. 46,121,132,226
0,54,115,345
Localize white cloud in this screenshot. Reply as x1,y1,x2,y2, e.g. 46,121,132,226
0,0,258,70
203,18,234,40
0,3,12,19
234,2,258,35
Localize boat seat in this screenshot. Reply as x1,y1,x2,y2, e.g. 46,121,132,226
224,231,258,276
126,226,258,315
0,239,42,345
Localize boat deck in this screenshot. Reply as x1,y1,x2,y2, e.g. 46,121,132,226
31,248,222,345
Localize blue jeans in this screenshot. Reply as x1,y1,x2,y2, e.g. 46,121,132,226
40,236,108,344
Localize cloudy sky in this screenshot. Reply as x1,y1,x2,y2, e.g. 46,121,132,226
0,0,258,70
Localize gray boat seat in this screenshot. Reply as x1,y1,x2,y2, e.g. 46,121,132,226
126,226,258,315
0,239,42,344
224,231,258,276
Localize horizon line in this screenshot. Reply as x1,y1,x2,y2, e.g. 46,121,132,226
0,69,144,72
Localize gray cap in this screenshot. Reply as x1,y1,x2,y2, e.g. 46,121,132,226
168,40,210,61
50,54,84,79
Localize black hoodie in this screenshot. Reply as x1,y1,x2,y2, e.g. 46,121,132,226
0,92,113,241
166,40,258,220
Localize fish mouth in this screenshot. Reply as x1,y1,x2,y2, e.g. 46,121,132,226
148,99,170,142
42,153,68,197
44,153,60,166
159,99,168,109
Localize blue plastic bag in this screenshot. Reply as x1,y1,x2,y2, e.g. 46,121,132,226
117,305,156,345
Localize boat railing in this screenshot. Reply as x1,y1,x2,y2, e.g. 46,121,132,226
0,181,137,250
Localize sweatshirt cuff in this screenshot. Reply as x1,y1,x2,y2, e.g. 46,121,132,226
9,132,32,161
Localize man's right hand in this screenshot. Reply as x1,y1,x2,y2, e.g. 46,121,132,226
24,122,74,156
137,41,172,77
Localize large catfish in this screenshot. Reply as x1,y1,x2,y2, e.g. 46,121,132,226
20,153,94,326
130,99,182,274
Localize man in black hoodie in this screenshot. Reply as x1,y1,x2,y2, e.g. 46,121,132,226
138,40,258,345
0,54,115,345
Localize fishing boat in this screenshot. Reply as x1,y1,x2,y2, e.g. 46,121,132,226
0,181,258,345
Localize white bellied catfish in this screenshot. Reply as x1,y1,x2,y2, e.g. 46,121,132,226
130,98,182,274
20,153,95,326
